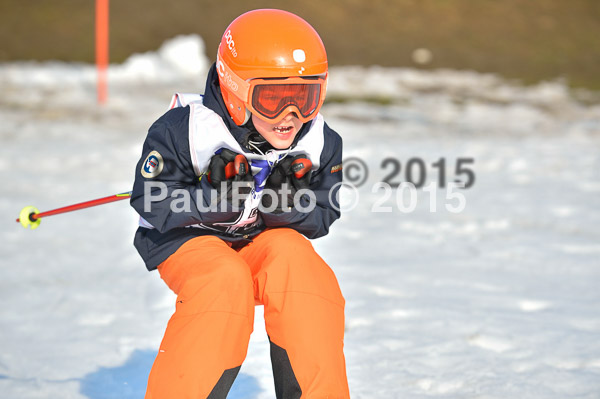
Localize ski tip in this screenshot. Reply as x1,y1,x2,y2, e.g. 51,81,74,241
18,206,41,230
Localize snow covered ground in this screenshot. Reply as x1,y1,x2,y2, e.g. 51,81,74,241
1,36,599,398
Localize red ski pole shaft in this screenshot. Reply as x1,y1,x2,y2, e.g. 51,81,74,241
16,191,131,223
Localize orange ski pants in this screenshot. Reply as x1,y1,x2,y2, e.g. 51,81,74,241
145,228,350,399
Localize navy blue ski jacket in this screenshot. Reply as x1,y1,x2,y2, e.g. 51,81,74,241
130,64,343,271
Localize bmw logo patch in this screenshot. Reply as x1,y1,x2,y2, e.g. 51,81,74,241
141,150,164,178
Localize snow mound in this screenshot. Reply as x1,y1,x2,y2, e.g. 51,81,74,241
114,35,209,84
0,35,210,89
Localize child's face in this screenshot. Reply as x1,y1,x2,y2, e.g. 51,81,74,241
252,112,303,149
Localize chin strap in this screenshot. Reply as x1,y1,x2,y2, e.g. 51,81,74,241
247,137,267,154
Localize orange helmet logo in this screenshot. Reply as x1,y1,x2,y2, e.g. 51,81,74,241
223,30,238,58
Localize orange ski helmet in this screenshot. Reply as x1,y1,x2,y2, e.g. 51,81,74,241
217,9,328,125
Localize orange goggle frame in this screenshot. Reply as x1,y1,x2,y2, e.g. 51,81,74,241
217,55,327,124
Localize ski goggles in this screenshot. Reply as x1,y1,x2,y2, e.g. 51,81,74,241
217,55,327,124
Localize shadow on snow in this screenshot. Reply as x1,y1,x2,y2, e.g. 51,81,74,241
79,349,261,399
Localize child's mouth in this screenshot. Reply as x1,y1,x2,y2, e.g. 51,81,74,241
273,126,294,138
274,126,293,133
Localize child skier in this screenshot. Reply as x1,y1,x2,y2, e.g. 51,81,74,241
130,9,349,399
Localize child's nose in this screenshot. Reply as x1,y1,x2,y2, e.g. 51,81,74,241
281,112,298,122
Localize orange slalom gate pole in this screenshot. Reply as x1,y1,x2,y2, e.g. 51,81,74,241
96,0,109,104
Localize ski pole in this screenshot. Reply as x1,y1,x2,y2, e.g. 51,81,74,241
16,191,132,229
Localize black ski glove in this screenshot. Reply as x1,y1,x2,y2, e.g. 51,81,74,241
261,154,312,212
207,149,253,207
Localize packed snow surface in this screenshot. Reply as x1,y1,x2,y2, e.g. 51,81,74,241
1,35,599,398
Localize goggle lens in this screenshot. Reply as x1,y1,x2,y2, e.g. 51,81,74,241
252,83,321,121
